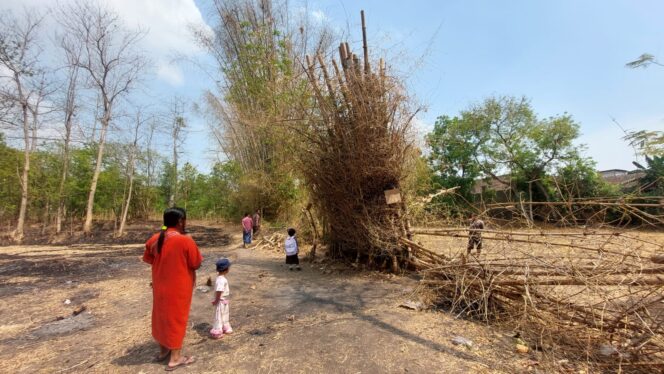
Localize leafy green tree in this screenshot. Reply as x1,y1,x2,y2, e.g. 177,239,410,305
0,134,21,222
426,115,482,199
427,96,589,203
624,130,664,157
554,157,618,200
633,155,664,195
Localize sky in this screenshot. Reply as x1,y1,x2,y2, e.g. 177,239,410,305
1,0,663,172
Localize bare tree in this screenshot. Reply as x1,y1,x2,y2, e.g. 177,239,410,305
117,109,146,237
168,97,187,207
0,10,45,242
54,32,83,234
57,1,147,234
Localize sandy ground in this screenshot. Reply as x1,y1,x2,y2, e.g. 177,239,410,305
0,224,537,374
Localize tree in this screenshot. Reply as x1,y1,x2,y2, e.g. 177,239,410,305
167,97,187,207
0,10,45,241
196,0,331,219
57,1,147,233
554,157,617,200
427,96,584,203
117,110,145,237
54,20,83,234
426,115,482,199
624,130,664,158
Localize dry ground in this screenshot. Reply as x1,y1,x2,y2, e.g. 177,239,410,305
0,223,540,374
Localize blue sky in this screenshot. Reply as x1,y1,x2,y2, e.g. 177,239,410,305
3,0,663,172
294,0,664,170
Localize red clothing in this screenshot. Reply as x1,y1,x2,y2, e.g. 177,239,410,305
242,216,253,233
143,229,202,349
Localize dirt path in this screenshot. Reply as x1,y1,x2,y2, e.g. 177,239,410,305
0,225,525,373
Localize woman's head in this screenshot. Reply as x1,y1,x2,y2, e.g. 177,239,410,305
164,207,187,230
156,207,187,254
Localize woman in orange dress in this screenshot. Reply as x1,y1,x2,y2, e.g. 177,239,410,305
143,207,202,371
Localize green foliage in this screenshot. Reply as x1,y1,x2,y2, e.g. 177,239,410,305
426,115,481,200
203,0,314,222
555,158,619,200
426,96,607,206
624,130,664,157
635,155,664,195
0,134,20,221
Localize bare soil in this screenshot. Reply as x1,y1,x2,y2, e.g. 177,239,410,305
0,223,542,373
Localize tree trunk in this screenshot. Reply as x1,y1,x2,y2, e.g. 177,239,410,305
117,160,135,237
169,134,178,207
13,104,31,242
56,67,77,234
118,138,139,236
83,115,109,234
56,136,71,234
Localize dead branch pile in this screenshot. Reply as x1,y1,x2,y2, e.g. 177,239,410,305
299,11,414,269
254,232,285,252
407,227,664,372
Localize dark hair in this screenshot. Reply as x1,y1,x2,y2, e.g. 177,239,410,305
157,207,186,254
287,228,296,236
244,212,250,217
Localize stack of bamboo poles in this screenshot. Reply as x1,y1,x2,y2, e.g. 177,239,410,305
403,227,664,372
484,196,664,227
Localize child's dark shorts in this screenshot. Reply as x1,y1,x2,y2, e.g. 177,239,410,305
285,254,299,265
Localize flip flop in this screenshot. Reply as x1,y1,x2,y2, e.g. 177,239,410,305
165,356,195,371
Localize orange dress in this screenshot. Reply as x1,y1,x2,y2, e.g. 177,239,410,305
143,229,203,349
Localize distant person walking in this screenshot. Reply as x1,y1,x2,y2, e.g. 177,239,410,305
143,207,202,371
467,214,485,255
241,213,253,248
252,209,261,235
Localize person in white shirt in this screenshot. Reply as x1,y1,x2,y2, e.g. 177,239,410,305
209,258,232,339
284,228,301,271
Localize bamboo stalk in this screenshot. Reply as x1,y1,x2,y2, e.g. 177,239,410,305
421,276,664,286
360,10,370,74
411,231,639,258
316,53,335,98
487,201,663,208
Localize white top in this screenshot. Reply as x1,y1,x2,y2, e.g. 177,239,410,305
285,236,298,256
215,275,230,297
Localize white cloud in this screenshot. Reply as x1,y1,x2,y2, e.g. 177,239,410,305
157,60,184,86
0,0,211,85
109,0,211,56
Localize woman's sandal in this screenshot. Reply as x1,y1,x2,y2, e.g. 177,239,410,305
165,356,195,371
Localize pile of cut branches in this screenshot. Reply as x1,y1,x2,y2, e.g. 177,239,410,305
406,227,664,372
484,196,664,227
298,11,415,270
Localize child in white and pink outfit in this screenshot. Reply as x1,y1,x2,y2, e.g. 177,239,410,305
210,258,233,339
